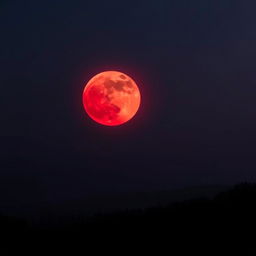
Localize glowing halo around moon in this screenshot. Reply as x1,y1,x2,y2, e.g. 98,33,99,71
82,71,141,126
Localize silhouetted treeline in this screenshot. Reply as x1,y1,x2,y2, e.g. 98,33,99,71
1,183,256,255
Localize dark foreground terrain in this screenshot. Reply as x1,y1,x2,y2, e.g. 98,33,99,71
1,183,256,255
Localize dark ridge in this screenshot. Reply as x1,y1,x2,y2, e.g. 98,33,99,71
1,183,256,255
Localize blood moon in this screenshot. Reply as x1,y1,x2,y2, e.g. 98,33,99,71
82,71,141,126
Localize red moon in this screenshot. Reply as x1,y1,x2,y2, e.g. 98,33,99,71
82,71,141,126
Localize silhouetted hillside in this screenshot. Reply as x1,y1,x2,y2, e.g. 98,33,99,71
30,184,228,223
1,183,256,255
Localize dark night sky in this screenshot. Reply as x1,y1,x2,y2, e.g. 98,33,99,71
1,0,256,214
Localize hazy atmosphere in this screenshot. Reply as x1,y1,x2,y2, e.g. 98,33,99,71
1,0,256,217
